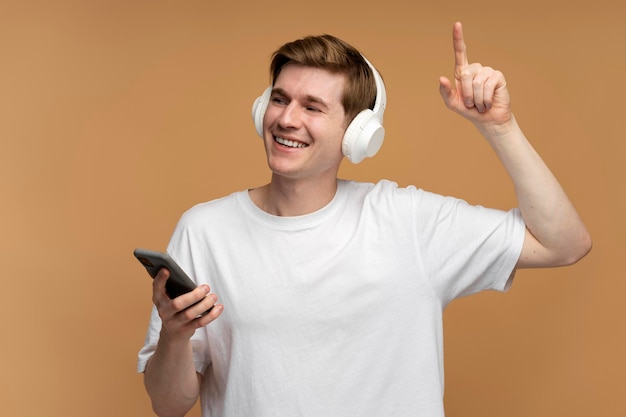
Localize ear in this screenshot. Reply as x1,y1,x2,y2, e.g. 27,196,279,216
341,57,387,164
251,87,272,138
342,109,385,163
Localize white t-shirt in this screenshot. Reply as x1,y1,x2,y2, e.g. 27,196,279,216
138,179,525,417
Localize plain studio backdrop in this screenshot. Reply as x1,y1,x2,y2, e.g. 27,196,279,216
1,1,624,416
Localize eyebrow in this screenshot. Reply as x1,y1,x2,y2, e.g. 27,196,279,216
271,87,330,110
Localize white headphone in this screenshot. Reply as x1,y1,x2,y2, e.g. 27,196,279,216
251,57,386,164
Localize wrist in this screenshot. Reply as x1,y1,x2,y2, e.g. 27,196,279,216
158,328,194,352
475,114,517,138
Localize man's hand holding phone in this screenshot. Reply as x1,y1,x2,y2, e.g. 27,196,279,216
134,248,224,339
151,267,223,341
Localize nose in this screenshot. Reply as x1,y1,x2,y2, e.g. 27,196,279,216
275,102,302,130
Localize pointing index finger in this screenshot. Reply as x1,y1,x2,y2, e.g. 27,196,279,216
453,21,468,78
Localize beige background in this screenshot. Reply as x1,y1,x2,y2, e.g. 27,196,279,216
2,0,624,416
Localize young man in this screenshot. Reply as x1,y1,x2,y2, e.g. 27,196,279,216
138,23,591,417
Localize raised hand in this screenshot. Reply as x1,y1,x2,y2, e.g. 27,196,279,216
438,22,512,130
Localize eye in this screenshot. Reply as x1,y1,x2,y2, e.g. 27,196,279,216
305,105,321,112
270,96,288,105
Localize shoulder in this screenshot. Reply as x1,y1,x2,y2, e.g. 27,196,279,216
342,179,418,198
343,179,445,211
344,179,520,229
176,190,247,227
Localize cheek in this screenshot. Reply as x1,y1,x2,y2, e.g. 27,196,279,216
327,125,348,157
315,122,345,150
335,120,349,144
262,106,276,129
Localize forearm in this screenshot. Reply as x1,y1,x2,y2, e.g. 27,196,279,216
478,115,591,266
144,335,201,417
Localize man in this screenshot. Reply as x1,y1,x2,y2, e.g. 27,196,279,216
138,22,591,417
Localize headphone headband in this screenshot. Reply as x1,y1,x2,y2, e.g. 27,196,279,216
363,57,386,121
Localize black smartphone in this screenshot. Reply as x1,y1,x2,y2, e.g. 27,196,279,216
133,248,213,314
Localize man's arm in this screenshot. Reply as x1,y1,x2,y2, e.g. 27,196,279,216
438,22,592,268
143,268,223,417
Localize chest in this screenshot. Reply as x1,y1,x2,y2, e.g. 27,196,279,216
200,222,434,337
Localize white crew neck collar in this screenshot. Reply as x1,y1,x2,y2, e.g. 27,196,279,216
240,180,348,230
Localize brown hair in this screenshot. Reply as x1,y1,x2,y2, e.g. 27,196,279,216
270,34,378,122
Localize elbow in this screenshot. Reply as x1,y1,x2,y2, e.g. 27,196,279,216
578,231,593,262
146,389,197,417
561,230,593,266
151,404,190,417
520,224,592,268
150,397,196,417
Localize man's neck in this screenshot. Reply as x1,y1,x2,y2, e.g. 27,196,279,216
249,175,339,217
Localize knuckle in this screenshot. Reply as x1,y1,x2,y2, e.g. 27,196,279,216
181,308,198,321
170,297,187,312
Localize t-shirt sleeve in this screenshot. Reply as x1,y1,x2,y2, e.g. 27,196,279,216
136,306,211,375
136,214,212,375
411,189,525,305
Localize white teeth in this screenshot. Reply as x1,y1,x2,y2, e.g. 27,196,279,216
275,137,307,148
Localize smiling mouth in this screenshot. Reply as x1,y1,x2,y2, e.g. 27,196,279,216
275,136,308,148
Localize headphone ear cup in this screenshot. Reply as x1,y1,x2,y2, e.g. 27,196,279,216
252,87,272,138
342,110,385,164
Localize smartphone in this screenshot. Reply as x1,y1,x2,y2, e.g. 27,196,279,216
133,248,213,314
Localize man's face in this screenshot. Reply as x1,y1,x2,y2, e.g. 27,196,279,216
261,64,348,182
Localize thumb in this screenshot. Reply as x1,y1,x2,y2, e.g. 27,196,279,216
438,76,455,107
